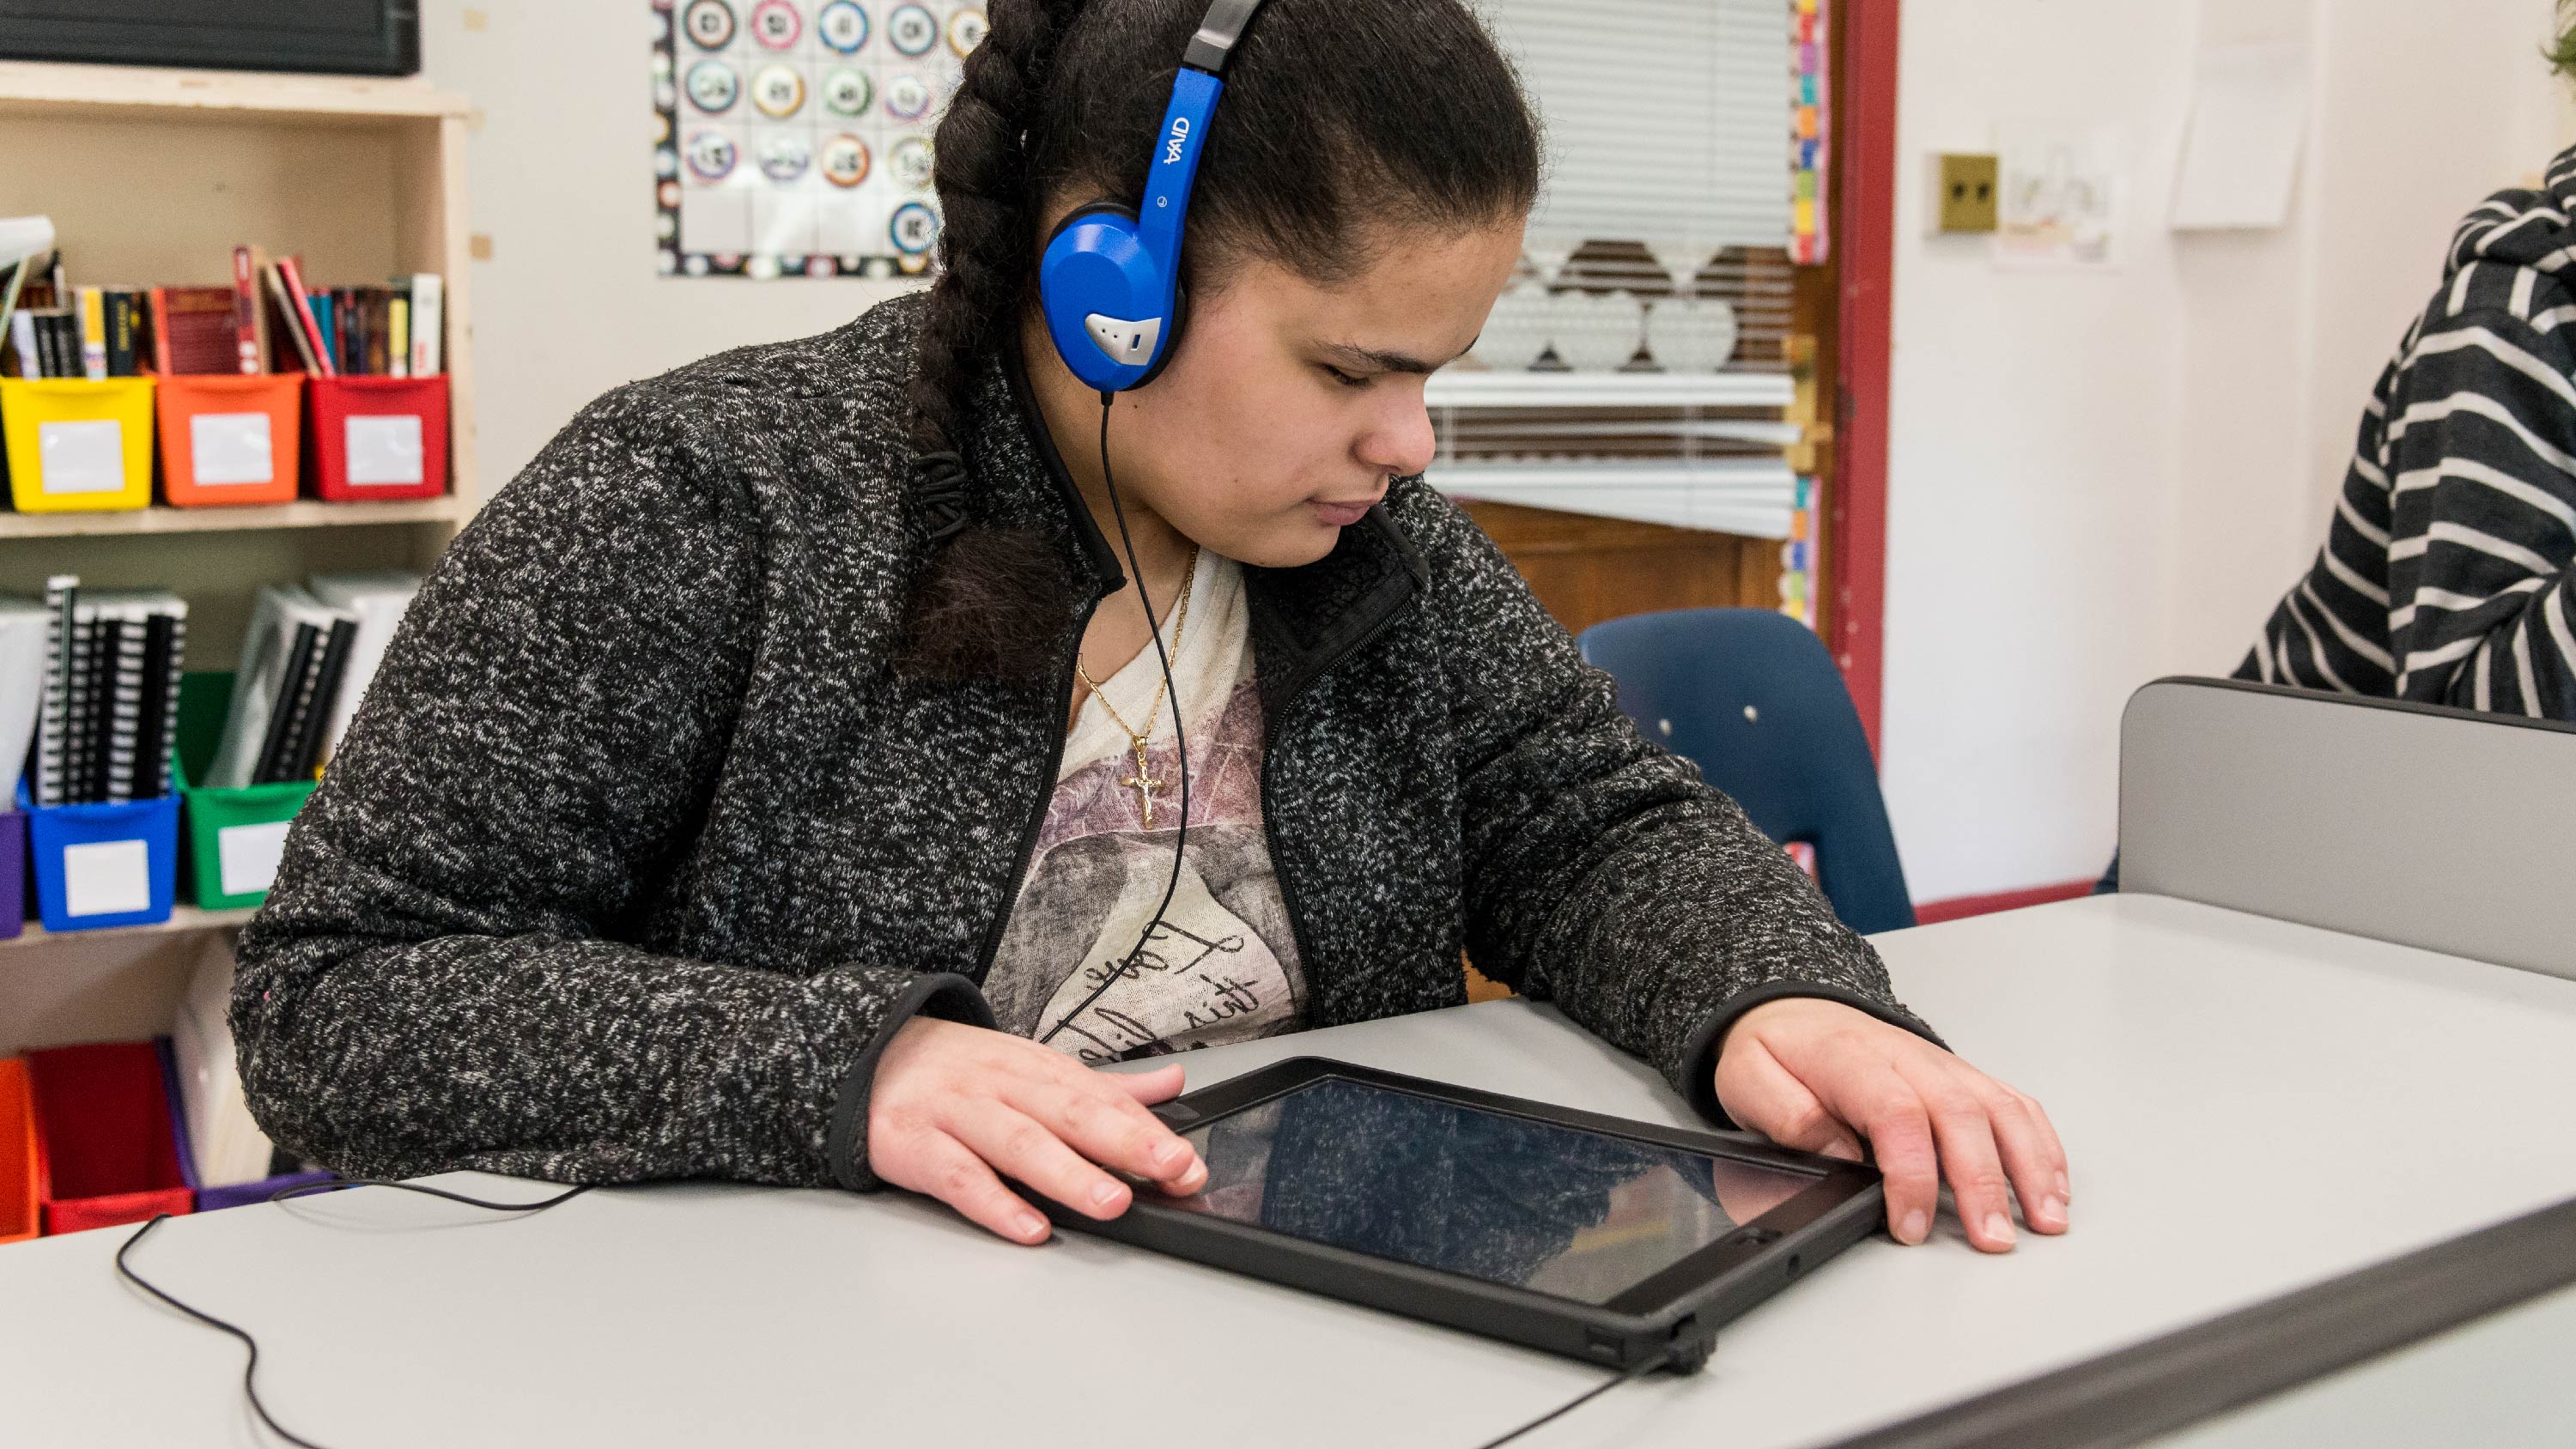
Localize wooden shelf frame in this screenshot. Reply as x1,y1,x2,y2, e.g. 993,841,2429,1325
1,61,481,1018
0,61,468,123
0,497,471,539
0,60,481,541
0,906,253,955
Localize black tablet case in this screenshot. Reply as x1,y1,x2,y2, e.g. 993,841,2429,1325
1044,1057,1886,1372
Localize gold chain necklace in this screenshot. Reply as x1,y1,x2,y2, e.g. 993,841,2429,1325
1075,547,1200,828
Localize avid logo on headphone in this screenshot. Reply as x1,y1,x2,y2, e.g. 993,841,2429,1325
1163,115,1192,165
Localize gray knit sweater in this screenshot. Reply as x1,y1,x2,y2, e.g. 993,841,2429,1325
232,294,1934,1192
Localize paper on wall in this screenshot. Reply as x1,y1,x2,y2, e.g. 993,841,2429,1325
1993,123,2129,270
2171,43,2313,232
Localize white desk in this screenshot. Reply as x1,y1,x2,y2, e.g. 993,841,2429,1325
4,894,2573,1448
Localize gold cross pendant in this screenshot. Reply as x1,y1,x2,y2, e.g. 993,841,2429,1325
1121,741,1165,828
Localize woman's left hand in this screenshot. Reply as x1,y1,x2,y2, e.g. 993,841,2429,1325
1713,997,2069,1253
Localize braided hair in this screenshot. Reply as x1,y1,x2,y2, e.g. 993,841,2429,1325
900,0,1091,683
900,0,1542,682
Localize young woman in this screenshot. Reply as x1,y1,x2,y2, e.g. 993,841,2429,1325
235,0,2068,1257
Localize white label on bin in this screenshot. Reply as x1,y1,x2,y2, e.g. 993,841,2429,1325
217,820,291,898
61,839,151,917
37,418,125,494
190,411,275,485
343,414,425,486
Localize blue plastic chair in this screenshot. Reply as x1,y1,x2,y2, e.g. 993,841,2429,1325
1578,608,1917,935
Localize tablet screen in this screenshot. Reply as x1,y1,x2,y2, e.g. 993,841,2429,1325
1170,1076,1826,1305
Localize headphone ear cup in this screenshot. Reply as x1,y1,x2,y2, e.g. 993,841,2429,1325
1042,200,1140,252
1040,201,1170,388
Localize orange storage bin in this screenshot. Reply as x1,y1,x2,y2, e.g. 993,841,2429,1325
157,373,304,506
0,1058,35,1245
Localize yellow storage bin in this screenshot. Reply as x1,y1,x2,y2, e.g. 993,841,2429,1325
1,377,157,512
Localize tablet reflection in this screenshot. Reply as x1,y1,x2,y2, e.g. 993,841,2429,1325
1171,1078,1817,1305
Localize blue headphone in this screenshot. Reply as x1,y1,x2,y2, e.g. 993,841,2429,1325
1036,0,1270,392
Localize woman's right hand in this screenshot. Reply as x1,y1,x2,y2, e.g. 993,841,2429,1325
866,1016,1210,1243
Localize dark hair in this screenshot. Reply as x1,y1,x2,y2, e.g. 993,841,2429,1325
901,0,1544,682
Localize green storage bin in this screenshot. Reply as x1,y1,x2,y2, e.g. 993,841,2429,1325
176,672,315,910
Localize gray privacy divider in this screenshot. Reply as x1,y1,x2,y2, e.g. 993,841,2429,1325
2119,677,2576,983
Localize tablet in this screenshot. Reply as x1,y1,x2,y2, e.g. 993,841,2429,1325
1044,1057,1884,1372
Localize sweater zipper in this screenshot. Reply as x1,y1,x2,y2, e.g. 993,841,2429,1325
970,594,1103,984
1257,604,1409,992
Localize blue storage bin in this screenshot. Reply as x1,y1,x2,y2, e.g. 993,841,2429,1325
15,781,179,932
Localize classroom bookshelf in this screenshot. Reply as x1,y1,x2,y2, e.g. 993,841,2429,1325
0,60,479,1058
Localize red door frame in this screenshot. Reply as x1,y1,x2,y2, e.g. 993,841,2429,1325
1833,0,1899,755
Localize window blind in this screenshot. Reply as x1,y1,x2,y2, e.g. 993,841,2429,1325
1428,1,1807,540
1482,0,1795,255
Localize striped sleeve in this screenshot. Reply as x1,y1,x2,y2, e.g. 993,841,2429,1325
2379,303,2576,717
2239,273,2576,721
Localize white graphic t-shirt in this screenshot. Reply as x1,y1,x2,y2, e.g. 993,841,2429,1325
982,554,1309,1064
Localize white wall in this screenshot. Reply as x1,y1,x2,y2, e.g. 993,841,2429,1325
1885,0,2570,903
1882,0,2195,903
422,0,2571,904
417,0,912,488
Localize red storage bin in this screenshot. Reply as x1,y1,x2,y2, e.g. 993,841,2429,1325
24,1041,194,1235
0,1058,35,1245
157,372,305,506
308,374,449,502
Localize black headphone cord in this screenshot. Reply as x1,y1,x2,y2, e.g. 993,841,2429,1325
114,1177,596,1449
1038,392,1194,1050
120,1171,1664,1447
1470,1345,1678,1448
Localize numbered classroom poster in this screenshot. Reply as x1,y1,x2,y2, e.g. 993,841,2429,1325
650,0,987,278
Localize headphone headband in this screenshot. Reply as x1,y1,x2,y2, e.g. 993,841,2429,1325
1182,0,1267,75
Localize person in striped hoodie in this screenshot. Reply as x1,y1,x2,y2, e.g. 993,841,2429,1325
2242,142,2576,714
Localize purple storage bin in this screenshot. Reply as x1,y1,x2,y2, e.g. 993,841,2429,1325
155,1036,334,1213
195,1168,337,1214
193,1168,335,1215
1,808,22,940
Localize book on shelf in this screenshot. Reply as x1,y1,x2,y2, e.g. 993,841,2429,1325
0,237,445,380
228,244,262,374
75,282,106,379
260,261,320,374
273,254,335,379
0,593,46,803
0,215,50,373
21,574,187,809
407,272,442,375
307,572,423,763
203,573,424,791
149,285,246,376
